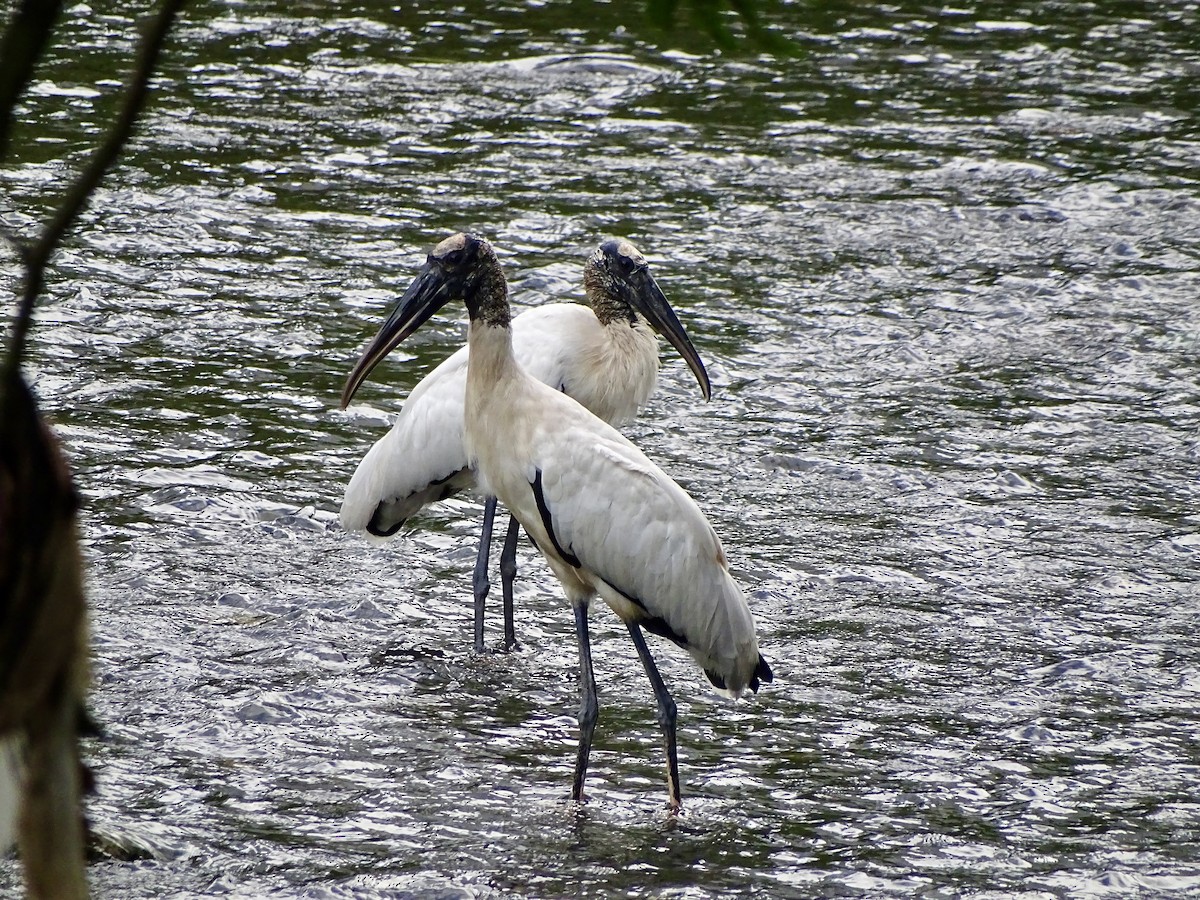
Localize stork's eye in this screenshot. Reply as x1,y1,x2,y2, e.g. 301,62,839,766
614,253,638,275
441,249,465,267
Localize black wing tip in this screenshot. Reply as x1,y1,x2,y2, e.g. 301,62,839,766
750,654,774,692
367,507,406,537
707,654,774,695
710,657,777,696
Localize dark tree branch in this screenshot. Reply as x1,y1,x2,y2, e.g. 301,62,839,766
0,0,65,162
1,4,187,892
3,0,188,382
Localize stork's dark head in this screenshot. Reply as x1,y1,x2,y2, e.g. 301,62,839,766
341,232,506,409
584,238,712,401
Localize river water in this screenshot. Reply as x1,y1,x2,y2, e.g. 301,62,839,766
2,1,1199,897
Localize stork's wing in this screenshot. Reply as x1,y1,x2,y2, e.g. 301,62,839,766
531,426,747,646
528,421,765,695
341,347,474,535
511,303,599,392
340,304,594,536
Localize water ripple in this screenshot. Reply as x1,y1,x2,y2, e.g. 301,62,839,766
4,1,1200,898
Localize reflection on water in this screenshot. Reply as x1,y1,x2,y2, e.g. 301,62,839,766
3,0,1199,897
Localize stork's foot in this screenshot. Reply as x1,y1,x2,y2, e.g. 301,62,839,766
471,639,522,656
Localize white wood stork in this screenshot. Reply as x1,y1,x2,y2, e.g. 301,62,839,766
343,233,773,810
340,239,711,653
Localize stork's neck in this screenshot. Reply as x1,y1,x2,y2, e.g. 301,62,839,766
464,253,511,329
464,319,523,474
466,319,520,386
460,250,513,376
464,260,521,406
583,265,637,327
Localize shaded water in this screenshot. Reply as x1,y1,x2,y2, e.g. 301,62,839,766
3,0,1200,896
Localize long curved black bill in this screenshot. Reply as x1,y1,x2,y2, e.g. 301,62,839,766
340,262,450,409
623,267,712,401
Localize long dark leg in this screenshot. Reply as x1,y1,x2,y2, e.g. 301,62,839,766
471,496,498,654
572,601,599,804
626,622,681,811
499,512,521,651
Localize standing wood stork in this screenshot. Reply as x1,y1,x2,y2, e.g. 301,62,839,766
340,239,711,653
343,233,772,809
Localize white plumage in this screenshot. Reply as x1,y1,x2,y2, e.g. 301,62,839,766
466,327,763,695
342,233,771,809
341,303,660,536
340,240,711,653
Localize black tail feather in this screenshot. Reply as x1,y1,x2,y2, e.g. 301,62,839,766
750,654,774,692
703,652,774,694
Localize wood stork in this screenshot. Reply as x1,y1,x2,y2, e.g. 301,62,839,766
343,233,773,809
340,239,711,653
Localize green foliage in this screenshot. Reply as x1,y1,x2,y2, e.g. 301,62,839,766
645,0,795,54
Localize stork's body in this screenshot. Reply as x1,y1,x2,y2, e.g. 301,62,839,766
341,303,662,536
465,323,764,692
343,234,772,809
341,242,710,652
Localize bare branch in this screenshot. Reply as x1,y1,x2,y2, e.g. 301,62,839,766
0,0,65,162
4,0,188,379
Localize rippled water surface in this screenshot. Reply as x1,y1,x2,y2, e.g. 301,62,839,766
3,1,1199,897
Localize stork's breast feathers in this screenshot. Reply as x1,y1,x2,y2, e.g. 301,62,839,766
512,303,658,427
511,303,591,397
